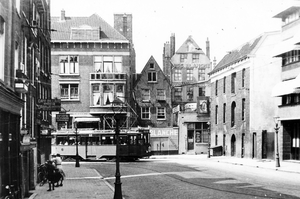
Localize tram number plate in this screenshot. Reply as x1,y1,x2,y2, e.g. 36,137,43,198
89,134,92,137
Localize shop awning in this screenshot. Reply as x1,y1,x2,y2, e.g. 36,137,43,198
74,118,100,122
272,75,300,97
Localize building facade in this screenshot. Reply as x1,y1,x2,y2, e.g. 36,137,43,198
133,56,178,154
163,35,211,155
272,6,300,161
210,32,281,159
51,11,135,145
0,0,52,198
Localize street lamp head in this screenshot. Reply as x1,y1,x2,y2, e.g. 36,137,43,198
273,116,280,126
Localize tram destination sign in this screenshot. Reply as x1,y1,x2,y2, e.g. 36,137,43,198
37,99,61,111
56,114,70,122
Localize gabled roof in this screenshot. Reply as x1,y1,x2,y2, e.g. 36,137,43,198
176,35,205,54
134,56,171,88
210,35,262,75
51,13,128,41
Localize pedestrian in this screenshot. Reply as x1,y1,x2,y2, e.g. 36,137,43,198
52,154,65,186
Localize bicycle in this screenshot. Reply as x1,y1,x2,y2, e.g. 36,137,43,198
4,184,19,199
37,163,48,186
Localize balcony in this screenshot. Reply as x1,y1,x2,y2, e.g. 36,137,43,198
90,72,127,81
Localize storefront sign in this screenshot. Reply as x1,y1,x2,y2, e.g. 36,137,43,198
56,114,70,122
37,99,61,111
150,128,178,137
184,103,197,111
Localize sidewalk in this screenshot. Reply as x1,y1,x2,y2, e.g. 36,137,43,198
27,155,300,199
28,163,114,199
150,154,300,174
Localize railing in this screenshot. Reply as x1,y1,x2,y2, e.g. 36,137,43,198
90,72,127,80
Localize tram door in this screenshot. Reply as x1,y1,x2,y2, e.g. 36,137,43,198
151,137,168,155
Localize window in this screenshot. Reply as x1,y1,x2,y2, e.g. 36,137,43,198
142,89,150,101
223,77,226,93
94,56,102,72
60,55,79,74
192,54,199,63
215,105,218,124
148,72,157,82
149,63,155,69
215,80,218,96
198,68,205,81
103,84,113,104
231,73,236,94
114,56,122,73
187,86,193,101
141,107,150,119
94,56,122,73
195,122,209,143
242,68,245,87
103,56,113,73
157,107,166,120
60,84,79,100
180,54,187,62
242,98,245,120
223,103,226,123
92,84,101,105
187,69,193,81
0,16,5,80
231,101,236,127
198,85,205,96
174,87,182,100
174,69,182,81
157,89,166,101
215,135,218,146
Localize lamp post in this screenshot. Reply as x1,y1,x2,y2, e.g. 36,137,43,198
112,97,125,199
273,116,280,167
75,122,80,167
207,121,211,158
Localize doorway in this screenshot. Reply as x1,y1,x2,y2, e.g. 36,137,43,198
252,133,257,158
231,134,236,156
241,133,245,158
187,130,194,150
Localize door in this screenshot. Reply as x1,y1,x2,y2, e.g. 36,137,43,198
241,133,245,158
187,130,194,150
231,134,236,156
252,133,257,159
151,137,168,155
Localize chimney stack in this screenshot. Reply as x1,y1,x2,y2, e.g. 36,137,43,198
170,33,175,57
206,38,210,60
61,9,66,21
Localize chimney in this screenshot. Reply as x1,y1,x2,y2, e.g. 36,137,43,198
61,9,66,21
213,57,217,68
206,38,210,60
170,33,175,57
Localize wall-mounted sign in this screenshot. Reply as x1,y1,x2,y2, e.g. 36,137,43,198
37,99,61,111
56,114,70,122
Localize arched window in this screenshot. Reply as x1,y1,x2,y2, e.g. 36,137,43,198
231,101,236,127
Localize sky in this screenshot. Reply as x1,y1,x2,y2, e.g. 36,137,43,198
51,0,297,73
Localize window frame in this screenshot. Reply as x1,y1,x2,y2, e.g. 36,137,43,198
60,83,79,100
148,72,157,82
157,107,166,120
141,107,150,120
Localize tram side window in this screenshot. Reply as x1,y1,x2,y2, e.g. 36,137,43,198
128,135,137,145
86,137,100,145
101,135,115,145
120,135,127,145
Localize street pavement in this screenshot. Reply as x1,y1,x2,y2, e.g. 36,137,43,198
27,155,300,199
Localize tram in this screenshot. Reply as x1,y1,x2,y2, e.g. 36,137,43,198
51,127,151,160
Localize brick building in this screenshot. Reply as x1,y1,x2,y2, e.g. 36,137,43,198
0,0,52,197
209,32,281,159
50,11,135,144
163,35,211,155
133,56,178,154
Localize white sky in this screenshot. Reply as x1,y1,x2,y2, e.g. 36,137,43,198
51,0,297,73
